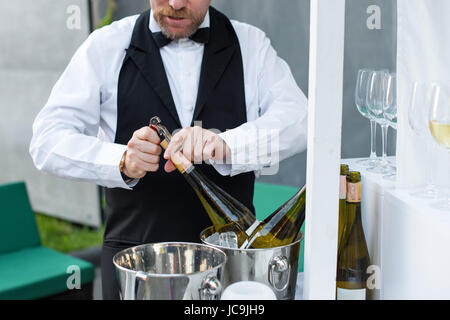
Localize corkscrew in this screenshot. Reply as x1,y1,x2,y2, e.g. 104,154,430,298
150,116,172,142
150,116,190,173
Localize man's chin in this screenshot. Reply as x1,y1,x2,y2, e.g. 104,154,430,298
161,26,195,40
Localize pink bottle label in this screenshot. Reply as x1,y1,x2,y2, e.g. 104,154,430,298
339,176,347,199
347,182,361,203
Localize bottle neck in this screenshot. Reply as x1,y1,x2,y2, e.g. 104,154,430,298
160,139,194,174
344,181,361,229
264,186,306,225
287,189,306,221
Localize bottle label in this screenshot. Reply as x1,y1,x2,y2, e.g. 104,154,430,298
245,220,262,236
239,220,262,249
336,288,366,300
347,182,361,203
339,176,347,199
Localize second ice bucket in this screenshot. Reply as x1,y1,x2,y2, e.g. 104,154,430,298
201,227,302,300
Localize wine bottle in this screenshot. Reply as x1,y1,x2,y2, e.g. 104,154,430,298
243,185,306,249
337,164,349,254
336,171,370,300
149,117,260,247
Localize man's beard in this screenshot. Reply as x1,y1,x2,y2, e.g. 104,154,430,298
153,6,205,40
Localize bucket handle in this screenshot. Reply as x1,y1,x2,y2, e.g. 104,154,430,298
122,271,148,300
268,255,290,292
199,274,222,300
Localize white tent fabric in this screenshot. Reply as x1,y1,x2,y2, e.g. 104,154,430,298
397,0,450,190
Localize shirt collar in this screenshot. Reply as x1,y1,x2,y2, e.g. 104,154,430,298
149,8,210,34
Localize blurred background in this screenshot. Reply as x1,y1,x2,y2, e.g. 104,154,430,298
0,0,397,299
0,0,397,225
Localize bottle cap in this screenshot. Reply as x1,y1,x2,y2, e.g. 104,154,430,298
340,164,349,176
347,171,361,183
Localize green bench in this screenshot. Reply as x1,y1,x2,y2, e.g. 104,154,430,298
0,182,94,300
253,182,305,272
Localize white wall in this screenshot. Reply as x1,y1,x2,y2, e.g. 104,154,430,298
396,0,450,190
0,0,101,227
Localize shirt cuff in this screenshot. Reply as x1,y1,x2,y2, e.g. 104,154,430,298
105,144,138,190
217,129,256,177
211,162,232,176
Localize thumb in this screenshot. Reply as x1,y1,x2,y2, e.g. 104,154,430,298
164,159,177,173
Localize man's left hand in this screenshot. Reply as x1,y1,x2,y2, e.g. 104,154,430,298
163,126,231,173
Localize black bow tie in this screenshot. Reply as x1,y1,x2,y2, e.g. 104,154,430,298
152,27,210,48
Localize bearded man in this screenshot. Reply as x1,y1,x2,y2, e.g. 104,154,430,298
30,0,308,299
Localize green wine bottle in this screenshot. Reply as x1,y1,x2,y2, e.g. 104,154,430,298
243,185,306,249
336,171,370,300
149,117,259,247
338,164,349,254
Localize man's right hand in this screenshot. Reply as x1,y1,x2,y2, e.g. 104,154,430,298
122,127,162,179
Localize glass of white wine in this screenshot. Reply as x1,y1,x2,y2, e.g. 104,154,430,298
408,82,440,199
428,83,450,210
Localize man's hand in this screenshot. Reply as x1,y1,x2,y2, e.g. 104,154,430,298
163,126,231,173
122,127,162,179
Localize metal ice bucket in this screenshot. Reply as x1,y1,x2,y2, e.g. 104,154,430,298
201,227,302,300
113,242,227,300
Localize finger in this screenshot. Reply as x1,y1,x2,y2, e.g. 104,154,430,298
136,140,162,156
164,159,177,173
126,150,159,170
202,138,216,163
137,152,160,164
183,126,203,163
213,138,227,162
135,126,160,144
137,161,159,173
181,129,196,162
164,131,185,159
193,127,205,164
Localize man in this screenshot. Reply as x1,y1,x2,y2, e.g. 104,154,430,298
30,0,308,299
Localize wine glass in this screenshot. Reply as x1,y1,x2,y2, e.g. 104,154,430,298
366,70,394,174
382,73,398,181
408,82,439,199
428,83,450,210
355,69,379,166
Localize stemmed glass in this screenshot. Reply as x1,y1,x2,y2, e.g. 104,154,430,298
366,70,395,174
382,73,398,180
428,83,450,210
408,82,439,199
355,69,379,166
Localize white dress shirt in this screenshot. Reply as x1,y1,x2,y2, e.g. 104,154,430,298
152,10,209,128
30,9,308,190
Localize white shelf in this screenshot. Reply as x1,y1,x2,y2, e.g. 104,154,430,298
382,189,450,299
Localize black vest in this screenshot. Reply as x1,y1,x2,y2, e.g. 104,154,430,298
104,8,255,246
